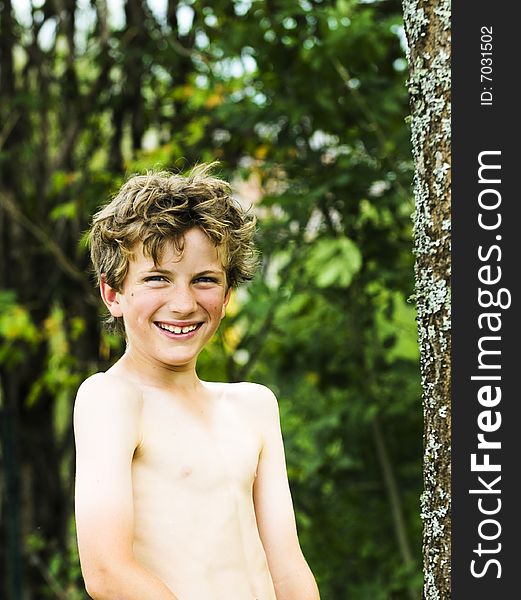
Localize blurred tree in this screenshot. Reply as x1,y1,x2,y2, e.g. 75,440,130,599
0,1,421,598
402,1,451,598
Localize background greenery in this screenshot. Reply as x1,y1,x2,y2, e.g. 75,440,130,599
0,0,422,598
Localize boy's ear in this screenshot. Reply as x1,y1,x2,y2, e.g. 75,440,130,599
100,277,124,318
222,287,232,318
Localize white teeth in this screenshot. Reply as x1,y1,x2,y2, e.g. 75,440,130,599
158,323,197,334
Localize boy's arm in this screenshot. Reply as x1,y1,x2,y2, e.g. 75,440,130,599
252,385,320,600
74,374,179,600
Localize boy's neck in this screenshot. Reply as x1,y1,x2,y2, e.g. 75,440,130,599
108,350,205,394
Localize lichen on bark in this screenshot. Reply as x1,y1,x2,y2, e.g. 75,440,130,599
401,1,451,598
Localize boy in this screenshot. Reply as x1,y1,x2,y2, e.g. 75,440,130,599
74,164,320,600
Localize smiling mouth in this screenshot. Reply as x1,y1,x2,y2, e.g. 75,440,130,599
155,322,202,335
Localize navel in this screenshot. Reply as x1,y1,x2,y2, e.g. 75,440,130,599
179,465,192,478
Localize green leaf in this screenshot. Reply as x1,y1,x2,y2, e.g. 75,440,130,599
50,201,78,221
305,236,362,288
0,292,40,344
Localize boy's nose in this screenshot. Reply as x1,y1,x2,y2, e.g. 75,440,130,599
168,285,198,315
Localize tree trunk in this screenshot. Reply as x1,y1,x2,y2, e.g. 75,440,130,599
401,1,451,598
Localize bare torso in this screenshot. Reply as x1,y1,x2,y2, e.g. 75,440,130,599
128,380,277,600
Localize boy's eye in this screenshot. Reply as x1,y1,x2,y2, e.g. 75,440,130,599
194,276,218,284
145,275,167,282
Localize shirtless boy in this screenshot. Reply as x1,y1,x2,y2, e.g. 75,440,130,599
73,165,320,600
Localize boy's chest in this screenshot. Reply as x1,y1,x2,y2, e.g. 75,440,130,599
135,395,261,493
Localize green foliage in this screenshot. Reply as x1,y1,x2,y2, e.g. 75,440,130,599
27,304,82,445
305,236,362,288
1,1,421,598
0,290,40,367
26,519,86,600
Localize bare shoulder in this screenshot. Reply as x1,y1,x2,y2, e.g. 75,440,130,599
220,381,280,423
74,372,143,428
76,371,142,403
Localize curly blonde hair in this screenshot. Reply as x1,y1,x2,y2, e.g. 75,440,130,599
88,163,258,331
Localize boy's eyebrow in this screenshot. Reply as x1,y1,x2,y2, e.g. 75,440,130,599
195,269,225,277
140,267,225,277
139,267,173,275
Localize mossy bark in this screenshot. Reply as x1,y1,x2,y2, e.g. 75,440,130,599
401,1,451,598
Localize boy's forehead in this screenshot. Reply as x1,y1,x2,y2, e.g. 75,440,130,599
129,230,225,269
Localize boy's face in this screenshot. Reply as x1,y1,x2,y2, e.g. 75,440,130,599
102,227,231,372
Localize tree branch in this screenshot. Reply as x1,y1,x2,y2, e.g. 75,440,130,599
371,414,418,600
0,191,97,304
0,111,20,152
